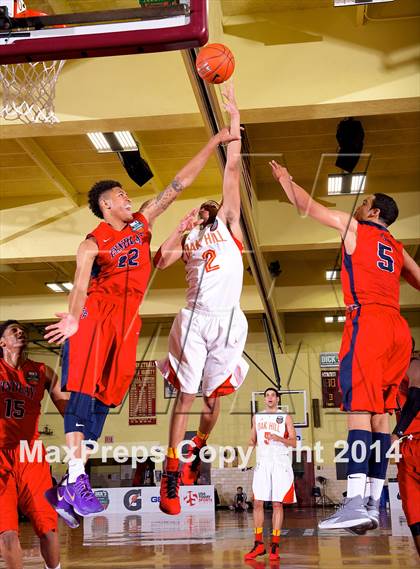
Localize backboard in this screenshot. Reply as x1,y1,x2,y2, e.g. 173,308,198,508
0,1,208,64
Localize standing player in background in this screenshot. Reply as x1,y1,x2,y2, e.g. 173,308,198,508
0,320,68,569
270,160,420,530
245,388,296,562
394,341,420,555
155,84,249,515
43,126,239,520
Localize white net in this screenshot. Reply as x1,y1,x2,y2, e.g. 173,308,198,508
0,60,65,124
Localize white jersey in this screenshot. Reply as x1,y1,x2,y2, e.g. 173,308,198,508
255,412,291,463
182,216,243,311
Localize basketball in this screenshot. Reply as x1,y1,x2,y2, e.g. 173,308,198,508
195,43,235,84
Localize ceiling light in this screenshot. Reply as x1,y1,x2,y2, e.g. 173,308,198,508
326,270,340,281
87,131,137,153
324,315,346,324
114,131,137,151
87,132,111,152
328,173,366,195
45,282,73,293
334,1,394,6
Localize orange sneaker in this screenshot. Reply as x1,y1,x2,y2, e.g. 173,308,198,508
180,441,202,485
159,471,181,515
244,541,266,560
269,543,280,561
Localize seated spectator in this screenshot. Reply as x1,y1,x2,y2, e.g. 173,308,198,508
230,486,249,512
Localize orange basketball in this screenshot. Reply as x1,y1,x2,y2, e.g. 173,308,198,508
195,43,235,84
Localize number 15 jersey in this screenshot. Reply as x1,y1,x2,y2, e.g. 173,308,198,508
341,221,404,310
183,216,244,311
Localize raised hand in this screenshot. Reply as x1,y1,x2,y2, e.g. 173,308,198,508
218,126,241,145
44,313,79,345
178,208,201,233
269,160,293,184
221,81,239,117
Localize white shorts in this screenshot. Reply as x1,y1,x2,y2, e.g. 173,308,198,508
156,306,249,397
252,459,296,503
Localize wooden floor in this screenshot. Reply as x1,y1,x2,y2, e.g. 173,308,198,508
2,508,418,569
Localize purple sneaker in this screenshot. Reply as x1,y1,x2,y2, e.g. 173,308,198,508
45,483,80,529
64,473,104,516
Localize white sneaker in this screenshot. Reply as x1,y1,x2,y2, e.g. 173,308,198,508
318,495,372,530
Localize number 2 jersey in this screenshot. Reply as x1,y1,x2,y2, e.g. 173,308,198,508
182,216,244,311
87,212,151,303
341,220,404,309
0,359,47,449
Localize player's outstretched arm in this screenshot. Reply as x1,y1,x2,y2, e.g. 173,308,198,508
269,160,357,241
140,128,240,226
44,239,98,345
218,83,243,242
154,208,201,270
401,249,420,290
248,415,257,448
45,365,69,416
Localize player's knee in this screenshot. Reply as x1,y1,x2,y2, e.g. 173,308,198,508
0,530,20,552
254,500,264,510
272,502,283,510
177,392,196,407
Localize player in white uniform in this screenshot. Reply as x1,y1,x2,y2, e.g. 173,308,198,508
154,84,249,515
245,388,297,562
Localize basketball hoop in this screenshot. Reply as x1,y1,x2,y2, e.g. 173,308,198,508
0,6,64,124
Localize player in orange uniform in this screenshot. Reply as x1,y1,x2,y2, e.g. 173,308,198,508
270,161,420,530
44,127,239,518
0,320,68,569
394,346,420,555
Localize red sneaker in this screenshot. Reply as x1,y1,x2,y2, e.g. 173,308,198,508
180,442,202,485
244,541,266,560
159,471,181,515
269,543,280,561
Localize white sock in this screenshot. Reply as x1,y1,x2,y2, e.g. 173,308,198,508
45,564,61,569
364,478,371,498
347,473,367,499
369,477,385,501
68,459,85,483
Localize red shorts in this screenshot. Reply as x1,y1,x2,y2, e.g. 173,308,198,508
339,305,411,413
0,443,57,536
397,436,420,526
63,294,141,407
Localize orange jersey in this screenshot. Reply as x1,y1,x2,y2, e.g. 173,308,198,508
341,221,404,310
87,212,152,301
397,374,420,435
0,359,48,448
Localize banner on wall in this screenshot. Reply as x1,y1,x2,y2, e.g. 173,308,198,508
321,369,342,408
129,361,156,425
319,352,339,368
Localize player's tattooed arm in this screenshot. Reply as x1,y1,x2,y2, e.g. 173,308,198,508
154,208,200,270
44,238,98,345
401,248,420,290
45,365,69,416
139,128,240,225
